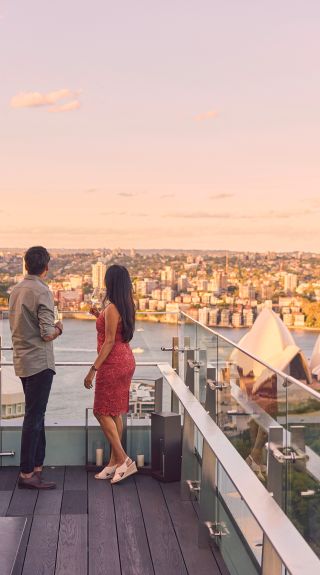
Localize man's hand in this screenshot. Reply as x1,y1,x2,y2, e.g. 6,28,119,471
55,321,63,334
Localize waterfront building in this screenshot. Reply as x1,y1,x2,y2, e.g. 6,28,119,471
198,307,210,325
58,289,83,311
232,312,242,327
162,287,174,302
220,308,231,326
209,308,219,326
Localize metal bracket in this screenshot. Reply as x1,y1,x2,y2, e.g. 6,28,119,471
205,520,229,538
186,479,201,494
206,378,228,391
187,359,204,371
267,442,309,464
161,346,192,353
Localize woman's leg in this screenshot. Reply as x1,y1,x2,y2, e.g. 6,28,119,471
108,415,123,465
95,413,127,465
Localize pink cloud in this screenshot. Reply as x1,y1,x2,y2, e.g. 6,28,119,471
194,109,218,121
10,89,81,112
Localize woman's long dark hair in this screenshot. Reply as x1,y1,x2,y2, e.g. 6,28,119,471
103,265,135,342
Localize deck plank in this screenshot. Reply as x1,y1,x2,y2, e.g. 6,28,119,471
0,491,13,516
64,466,87,491
0,517,26,575
42,466,66,489
34,490,63,515
22,515,60,575
11,516,33,575
0,467,19,490
135,475,187,575
61,490,88,514
161,482,222,575
88,472,121,575
55,514,87,575
113,477,154,575
7,486,38,517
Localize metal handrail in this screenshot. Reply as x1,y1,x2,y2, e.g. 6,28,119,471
157,362,320,575
0,353,319,571
180,310,320,401
1,306,319,401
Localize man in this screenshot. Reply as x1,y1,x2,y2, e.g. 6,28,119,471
9,246,63,489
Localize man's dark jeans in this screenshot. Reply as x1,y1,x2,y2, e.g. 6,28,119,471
20,369,54,474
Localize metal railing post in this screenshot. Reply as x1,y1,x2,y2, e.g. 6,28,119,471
154,377,163,413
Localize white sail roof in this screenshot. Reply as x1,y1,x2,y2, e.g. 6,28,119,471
230,308,311,391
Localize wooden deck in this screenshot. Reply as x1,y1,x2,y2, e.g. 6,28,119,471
0,466,229,575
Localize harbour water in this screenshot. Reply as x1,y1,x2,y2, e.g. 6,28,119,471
0,318,319,424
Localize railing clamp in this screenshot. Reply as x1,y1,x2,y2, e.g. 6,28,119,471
267,443,309,464
207,378,228,391
186,479,201,494
205,521,229,538
161,346,191,353
187,359,203,371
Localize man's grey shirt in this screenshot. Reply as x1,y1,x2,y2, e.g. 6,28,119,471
9,275,56,377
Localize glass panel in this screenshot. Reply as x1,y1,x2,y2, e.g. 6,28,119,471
285,380,320,559
217,463,262,574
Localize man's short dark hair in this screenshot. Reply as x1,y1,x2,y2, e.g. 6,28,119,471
24,246,50,275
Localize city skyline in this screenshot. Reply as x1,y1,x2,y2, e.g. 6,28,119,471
1,1,320,250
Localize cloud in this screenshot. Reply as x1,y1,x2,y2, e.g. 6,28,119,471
10,89,81,112
209,193,234,200
117,191,147,197
160,194,175,199
164,208,318,220
48,100,81,113
194,109,218,122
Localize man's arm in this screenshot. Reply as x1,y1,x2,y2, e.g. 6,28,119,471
38,291,63,342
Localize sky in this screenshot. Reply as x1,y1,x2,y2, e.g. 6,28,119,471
0,0,320,251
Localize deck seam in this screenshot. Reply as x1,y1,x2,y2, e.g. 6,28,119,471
53,466,66,575
111,482,123,575
158,482,189,575
134,476,156,575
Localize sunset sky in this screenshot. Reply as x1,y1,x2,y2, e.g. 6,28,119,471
0,1,319,251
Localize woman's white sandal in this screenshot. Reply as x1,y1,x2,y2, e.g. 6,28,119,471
111,458,137,484
95,464,117,480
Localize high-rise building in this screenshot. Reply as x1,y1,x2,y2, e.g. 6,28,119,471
92,262,107,289
177,275,188,292
22,257,27,276
284,273,298,294
239,283,256,300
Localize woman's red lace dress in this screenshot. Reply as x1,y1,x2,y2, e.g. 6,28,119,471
93,311,135,416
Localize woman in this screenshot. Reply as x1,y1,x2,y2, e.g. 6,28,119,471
84,264,137,484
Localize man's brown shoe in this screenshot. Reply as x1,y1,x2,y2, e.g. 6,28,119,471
18,474,56,490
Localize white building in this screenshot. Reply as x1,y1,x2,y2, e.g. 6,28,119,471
284,273,298,294
92,262,107,289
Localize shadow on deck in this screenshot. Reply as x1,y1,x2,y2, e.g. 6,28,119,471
0,466,229,575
